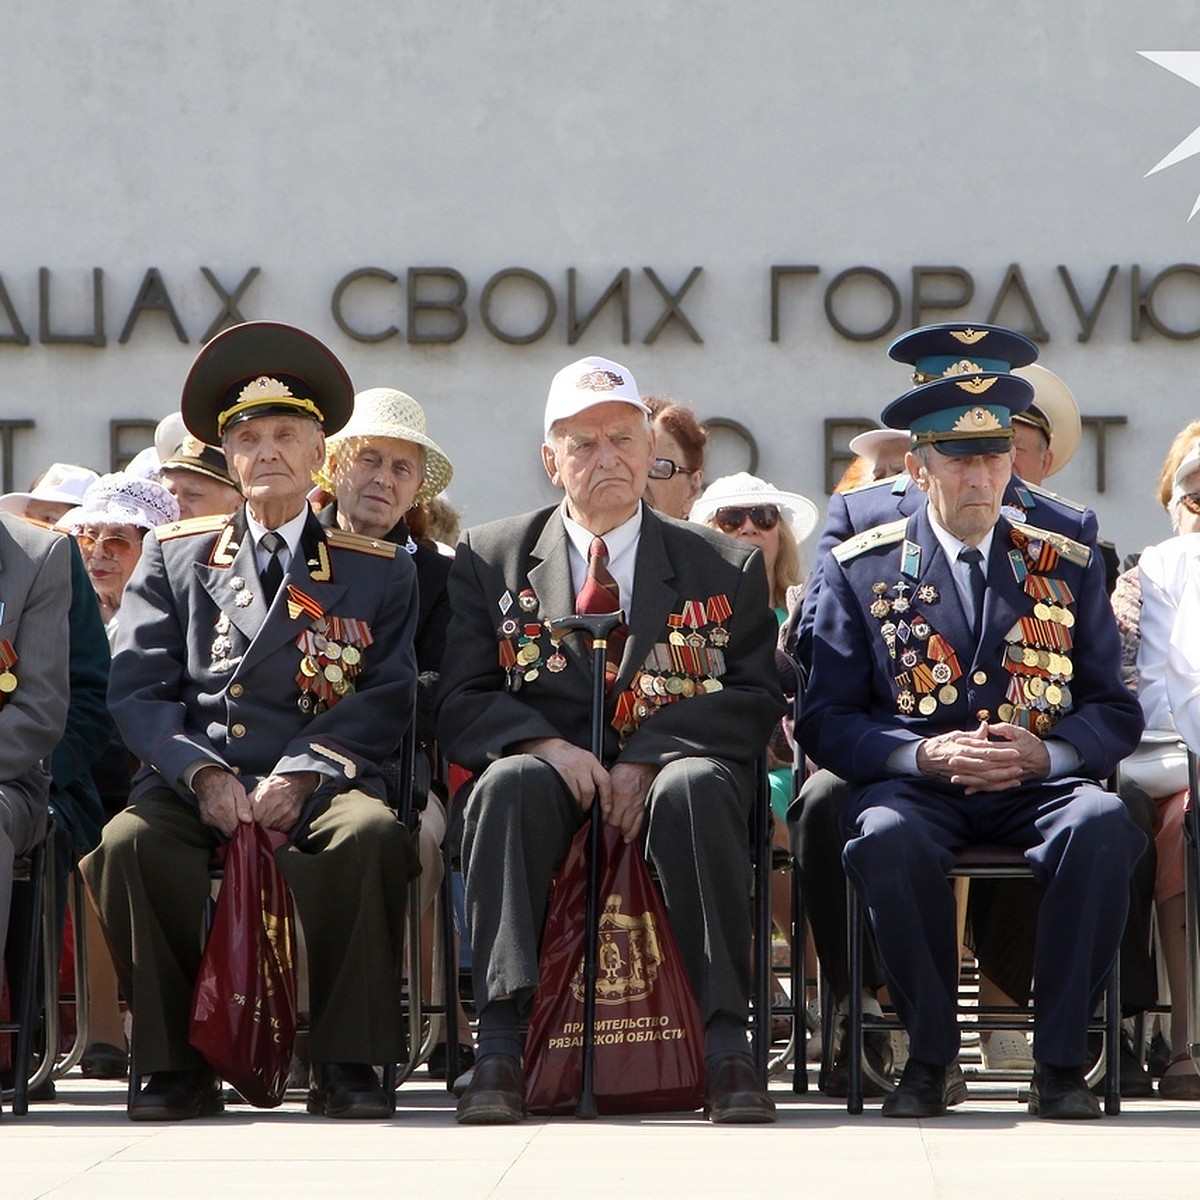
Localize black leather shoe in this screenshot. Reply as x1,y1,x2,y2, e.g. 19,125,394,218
823,1026,894,1098
455,1054,525,1125
943,1062,968,1107
1030,1062,1101,1119
128,1069,223,1122
881,1058,948,1118
704,1054,776,1124
306,1063,392,1119
80,1041,129,1080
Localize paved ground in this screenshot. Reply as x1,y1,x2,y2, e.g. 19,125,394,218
4,1071,1200,1199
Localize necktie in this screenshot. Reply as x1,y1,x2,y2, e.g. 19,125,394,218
260,531,286,602
958,546,986,641
576,536,626,691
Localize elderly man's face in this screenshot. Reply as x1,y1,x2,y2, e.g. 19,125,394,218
542,402,656,533
161,468,242,521
907,446,1014,546
333,436,425,539
1011,422,1053,485
223,414,325,512
24,499,74,525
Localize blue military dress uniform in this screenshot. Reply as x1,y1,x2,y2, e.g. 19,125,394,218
800,500,1146,1067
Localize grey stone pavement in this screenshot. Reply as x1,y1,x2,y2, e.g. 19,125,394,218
4,1070,1200,1199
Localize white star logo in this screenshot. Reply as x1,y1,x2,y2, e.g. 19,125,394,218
1141,51,1200,220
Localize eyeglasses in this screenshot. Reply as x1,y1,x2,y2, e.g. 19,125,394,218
77,529,144,558
712,506,780,533
1180,493,1200,517
648,457,701,481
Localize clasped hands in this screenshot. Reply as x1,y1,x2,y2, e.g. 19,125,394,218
194,766,320,836
515,736,657,843
915,718,1051,794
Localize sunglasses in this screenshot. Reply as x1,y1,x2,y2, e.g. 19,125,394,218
77,529,144,558
648,456,701,481
1180,493,1200,517
713,506,780,533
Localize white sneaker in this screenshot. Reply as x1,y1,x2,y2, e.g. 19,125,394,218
890,1029,910,1076
980,1029,1034,1071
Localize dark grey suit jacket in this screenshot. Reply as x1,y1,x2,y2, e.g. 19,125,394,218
437,503,784,770
0,512,71,812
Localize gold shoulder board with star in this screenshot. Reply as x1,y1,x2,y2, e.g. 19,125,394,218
1023,481,1086,513
832,518,908,564
155,513,231,541
325,527,398,559
1019,522,1091,568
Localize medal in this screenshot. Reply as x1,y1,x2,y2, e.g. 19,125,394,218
546,652,567,673
0,671,17,694
938,684,958,705
341,645,361,666
918,695,938,716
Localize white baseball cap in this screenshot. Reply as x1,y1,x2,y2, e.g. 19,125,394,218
0,462,99,515
543,355,651,439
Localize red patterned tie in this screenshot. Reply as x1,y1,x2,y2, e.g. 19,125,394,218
576,536,626,691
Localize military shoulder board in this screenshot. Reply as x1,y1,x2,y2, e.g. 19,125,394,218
1023,480,1087,514
1016,522,1091,569
156,514,230,541
325,528,398,558
832,518,908,564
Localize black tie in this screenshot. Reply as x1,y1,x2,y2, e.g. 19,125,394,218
958,546,986,640
260,531,286,601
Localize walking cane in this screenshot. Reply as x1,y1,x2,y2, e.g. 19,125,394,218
550,609,625,1120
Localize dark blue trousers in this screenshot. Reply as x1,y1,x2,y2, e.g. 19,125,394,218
841,778,1146,1067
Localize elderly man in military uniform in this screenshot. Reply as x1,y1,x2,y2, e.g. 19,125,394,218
799,370,1145,1119
438,355,784,1124
82,322,419,1122
785,323,1129,1095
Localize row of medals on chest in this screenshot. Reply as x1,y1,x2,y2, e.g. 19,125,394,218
871,580,1076,717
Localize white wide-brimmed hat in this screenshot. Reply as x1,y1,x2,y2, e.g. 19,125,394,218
60,472,180,532
319,387,453,506
848,427,912,461
1011,364,1081,477
0,462,99,515
689,472,819,544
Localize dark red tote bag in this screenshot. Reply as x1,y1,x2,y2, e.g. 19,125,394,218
188,822,298,1108
524,823,705,1115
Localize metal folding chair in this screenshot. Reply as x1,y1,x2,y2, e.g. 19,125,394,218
1,819,58,1116
845,844,1122,1114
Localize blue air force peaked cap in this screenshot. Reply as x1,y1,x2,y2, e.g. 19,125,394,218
888,322,1039,384
182,321,354,445
882,372,1035,458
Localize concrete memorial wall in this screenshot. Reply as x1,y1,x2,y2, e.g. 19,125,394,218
3,2,1200,560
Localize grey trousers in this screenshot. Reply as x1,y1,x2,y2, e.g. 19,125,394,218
0,785,47,976
462,754,755,1032
81,788,418,1075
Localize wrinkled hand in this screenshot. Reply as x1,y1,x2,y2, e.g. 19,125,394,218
606,762,658,843
514,737,611,812
249,772,319,833
985,722,1051,785
916,718,1046,794
193,766,252,836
